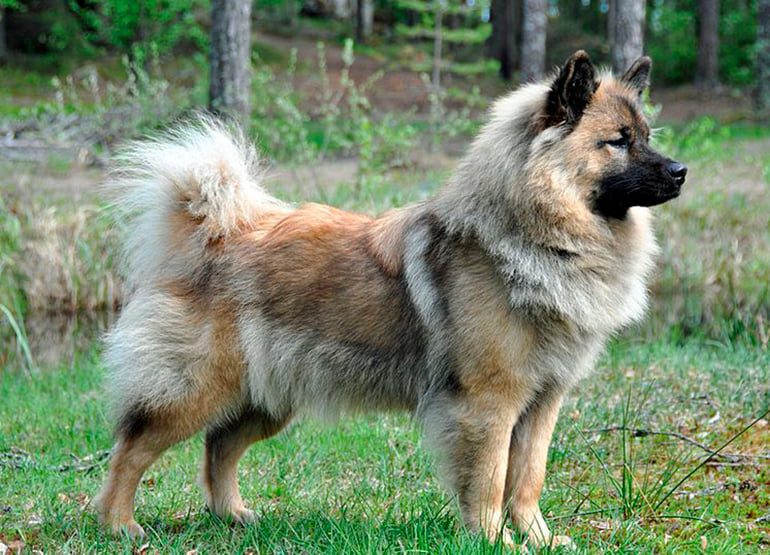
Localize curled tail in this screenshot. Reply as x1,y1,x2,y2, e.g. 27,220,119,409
107,116,285,289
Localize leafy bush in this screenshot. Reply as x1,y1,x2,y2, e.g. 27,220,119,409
720,2,758,86
647,2,697,85
69,0,209,61
648,0,759,87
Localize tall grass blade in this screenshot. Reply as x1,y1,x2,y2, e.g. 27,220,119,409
0,303,35,373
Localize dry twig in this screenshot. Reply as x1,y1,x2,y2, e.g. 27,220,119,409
582,426,768,463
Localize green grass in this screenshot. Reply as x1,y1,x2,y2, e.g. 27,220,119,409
1,339,767,553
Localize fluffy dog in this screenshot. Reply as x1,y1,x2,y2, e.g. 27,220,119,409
95,51,686,548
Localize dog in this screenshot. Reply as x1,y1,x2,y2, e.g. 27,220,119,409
95,50,686,548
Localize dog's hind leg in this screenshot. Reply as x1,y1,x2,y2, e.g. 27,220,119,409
95,402,216,538
503,387,571,548
200,407,290,523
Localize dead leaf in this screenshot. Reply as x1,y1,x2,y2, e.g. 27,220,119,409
701,536,708,550
75,493,91,510
589,519,614,531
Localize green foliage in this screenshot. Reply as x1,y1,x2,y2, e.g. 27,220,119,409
254,0,302,25
395,22,491,45
647,2,697,85
393,0,492,75
0,197,33,372
720,2,759,86
68,0,209,60
648,0,760,86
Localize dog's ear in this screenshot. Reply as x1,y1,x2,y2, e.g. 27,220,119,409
621,56,652,96
544,50,597,127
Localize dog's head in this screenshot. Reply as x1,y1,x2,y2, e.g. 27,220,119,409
539,50,686,219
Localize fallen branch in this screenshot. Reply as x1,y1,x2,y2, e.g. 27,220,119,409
0,447,111,473
582,426,767,463
54,450,112,473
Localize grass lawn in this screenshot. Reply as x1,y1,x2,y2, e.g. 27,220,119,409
1,338,768,553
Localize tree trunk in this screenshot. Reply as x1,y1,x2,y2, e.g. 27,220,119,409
520,0,546,82
209,0,252,126
0,8,7,64
696,0,719,88
758,0,770,119
487,0,521,81
610,0,645,74
355,0,373,42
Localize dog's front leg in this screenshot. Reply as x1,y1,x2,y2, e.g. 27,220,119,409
423,393,527,548
503,387,572,549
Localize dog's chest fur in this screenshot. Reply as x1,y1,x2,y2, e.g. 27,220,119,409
407,208,657,391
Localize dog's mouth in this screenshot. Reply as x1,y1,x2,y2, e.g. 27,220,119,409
633,181,683,208
593,173,685,216
655,181,684,202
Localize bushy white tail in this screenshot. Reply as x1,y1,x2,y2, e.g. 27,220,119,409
106,116,285,289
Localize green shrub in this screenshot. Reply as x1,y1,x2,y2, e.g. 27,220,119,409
69,0,209,61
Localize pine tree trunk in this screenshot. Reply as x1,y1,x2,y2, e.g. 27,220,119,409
487,0,521,81
355,0,373,42
520,0,547,82
758,0,770,119
210,0,252,126
610,0,645,74
696,0,720,88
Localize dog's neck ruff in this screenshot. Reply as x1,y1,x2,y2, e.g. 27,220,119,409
434,200,657,334
425,82,659,336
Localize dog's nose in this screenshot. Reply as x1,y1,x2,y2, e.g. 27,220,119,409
667,161,687,185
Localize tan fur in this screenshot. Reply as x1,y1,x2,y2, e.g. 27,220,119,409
97,55,680,548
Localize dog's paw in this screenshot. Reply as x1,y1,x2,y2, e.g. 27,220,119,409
112,519,146,539
230,506,257,525
549,535,575,549
211,503,257,525
500,529,530,553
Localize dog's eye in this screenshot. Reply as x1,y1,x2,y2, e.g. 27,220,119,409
605,136,629,149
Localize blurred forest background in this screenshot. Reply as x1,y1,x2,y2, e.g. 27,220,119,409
1,2,769,553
